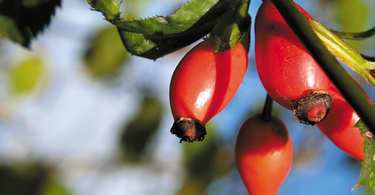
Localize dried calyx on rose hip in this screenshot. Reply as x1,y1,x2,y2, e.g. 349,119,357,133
290,91,333,125
170,117,206,143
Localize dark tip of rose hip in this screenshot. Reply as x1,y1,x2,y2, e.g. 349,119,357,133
293,91,333,126
170,117,206,143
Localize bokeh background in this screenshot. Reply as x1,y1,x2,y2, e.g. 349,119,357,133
1,0,375,194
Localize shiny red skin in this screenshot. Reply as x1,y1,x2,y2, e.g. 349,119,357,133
317,85,366,161
235,113,293,195
169,40,248,124
255,0,331,110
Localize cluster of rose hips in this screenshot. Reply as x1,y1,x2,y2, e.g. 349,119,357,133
168,0,368,194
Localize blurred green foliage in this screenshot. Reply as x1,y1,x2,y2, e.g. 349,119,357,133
8,56,45,95
316,0,368,32
83,25,128,78
119,95,164,162
0,164,45,195
42,179,71,195
335,0,367,32
0,162,70,195
176,124,233,195
316,0,372,50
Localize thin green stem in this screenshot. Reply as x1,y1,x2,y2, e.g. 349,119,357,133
261,94,273,122
332,26,375,40
270,0,375,134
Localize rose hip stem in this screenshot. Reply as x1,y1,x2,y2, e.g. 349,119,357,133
261,94,274,122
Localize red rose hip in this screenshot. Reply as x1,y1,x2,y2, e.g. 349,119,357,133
235,113,293,195
169,40,248,142
317,84,368,161
255,0,332,125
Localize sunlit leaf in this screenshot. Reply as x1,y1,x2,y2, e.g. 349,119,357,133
83,25,128,78
87,0,121,21
8,57,45,95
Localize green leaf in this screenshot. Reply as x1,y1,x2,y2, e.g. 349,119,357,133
0,0,61,47
352,119,375,191
8,56,45,95
83,25,128,78
87,0,121,21
114,0,236,35
209,1,251,52
89,0,242,60
0,15,27,46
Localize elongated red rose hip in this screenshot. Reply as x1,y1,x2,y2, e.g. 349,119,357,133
255,0,332,125
317,84,368,161
235,113,293,195
169,40,248,142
